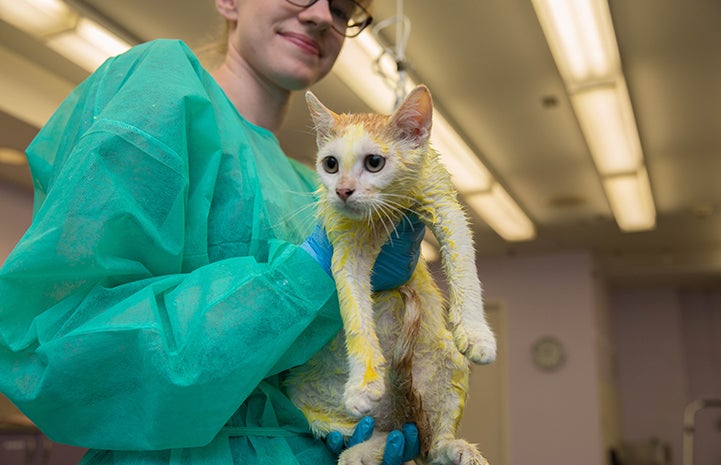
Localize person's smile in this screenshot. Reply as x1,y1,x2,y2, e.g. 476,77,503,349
279,31,322,57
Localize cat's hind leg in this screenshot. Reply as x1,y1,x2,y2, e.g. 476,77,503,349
428,439,489,465
418,355,488,465
411,278,489,465
338,431,387,465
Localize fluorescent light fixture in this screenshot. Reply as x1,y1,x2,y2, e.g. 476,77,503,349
465,184,536,242
432,112,494,193
46,18,131,72
0,148,27,166
334,31,401,114
0,0,132,72
571,82,643,175
532,0,656,231
333,31,533,240
0,0,76,36
0,44,75,127
603,168,655,231
531,0,620,87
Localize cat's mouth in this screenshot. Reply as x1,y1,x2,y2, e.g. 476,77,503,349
337,204,365,219
331,198,367,220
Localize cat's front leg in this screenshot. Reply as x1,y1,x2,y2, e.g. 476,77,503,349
428,199,497,365
342,323,387,417
446,263,496,365
451,308,497,365
332,241,387,417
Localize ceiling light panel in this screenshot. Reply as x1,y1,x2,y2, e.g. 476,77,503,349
0,0,76,36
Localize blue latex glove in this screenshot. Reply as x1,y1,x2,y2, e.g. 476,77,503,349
300,215,425,291
325,417,420,465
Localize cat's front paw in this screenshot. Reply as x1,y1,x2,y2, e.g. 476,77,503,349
343,375,386,418
453,323,496,365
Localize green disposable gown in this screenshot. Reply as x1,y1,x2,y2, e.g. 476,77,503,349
0,39,342,465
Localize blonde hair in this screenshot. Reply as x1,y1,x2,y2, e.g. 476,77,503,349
195,17,232,70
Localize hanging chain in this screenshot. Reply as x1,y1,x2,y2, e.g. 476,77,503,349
370,0,411,110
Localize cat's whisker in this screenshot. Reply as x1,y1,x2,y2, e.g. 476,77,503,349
375,199,402,217
367,204,383,237
379,201,407,220
376,203,404,243
380,192,417,206
392,212,413,237
375,202,417,241
380,191,416,200
282,188,321,198
378,203,418,231
379,195,418,216
273,201,319,233
369,202,396,245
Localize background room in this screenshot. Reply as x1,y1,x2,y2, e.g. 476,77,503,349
1,1,719,464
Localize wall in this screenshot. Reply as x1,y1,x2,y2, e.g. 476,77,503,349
472,253,721,465
458,302,510,465
678,292,721,465
613,289,721,465
612,290,687,465
594,270,623,457
0,182,33,261
0,183,89,463
475,252,608,465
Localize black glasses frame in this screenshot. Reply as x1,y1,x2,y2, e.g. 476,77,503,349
285,0,373,38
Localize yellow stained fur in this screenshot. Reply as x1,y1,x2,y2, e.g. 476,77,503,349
286,85,494,465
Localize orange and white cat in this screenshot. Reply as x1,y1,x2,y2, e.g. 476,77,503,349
286,85,495,465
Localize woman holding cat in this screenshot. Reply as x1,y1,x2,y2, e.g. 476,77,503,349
0,0,422,464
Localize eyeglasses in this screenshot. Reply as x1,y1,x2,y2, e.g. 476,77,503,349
285,0,373,38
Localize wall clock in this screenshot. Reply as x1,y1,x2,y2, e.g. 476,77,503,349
531,336,566,372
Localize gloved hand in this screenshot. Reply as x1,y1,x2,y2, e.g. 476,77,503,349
325,417,420,465
300,215,425,291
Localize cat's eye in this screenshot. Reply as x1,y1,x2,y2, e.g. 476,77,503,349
322,156,339,174
364,154,385,173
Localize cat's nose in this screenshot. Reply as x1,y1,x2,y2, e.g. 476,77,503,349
336,188,355,201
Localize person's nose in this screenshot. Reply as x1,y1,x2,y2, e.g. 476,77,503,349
298,0,335,32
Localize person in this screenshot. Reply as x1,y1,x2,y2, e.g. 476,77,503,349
0,0,425,464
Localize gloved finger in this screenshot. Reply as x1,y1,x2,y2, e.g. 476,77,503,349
380,429,405,465
348,416,375,447
401,423,420,461
300,224,333,277
325,431,344,455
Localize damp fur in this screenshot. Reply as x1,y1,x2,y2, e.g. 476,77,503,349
286,85,495,465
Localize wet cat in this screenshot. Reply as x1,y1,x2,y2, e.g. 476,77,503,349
286,85,495,465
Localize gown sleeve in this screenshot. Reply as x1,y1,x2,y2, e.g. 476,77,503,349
0,40,340,451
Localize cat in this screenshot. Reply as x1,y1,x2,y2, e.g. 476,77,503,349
285,85,496,465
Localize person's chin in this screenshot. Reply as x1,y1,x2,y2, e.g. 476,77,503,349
278,73,318,91
279,64,327,90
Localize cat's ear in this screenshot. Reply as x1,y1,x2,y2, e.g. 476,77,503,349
306,91,337,144
390,85,433,146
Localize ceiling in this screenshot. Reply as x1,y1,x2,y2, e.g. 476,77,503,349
1,0,720,289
